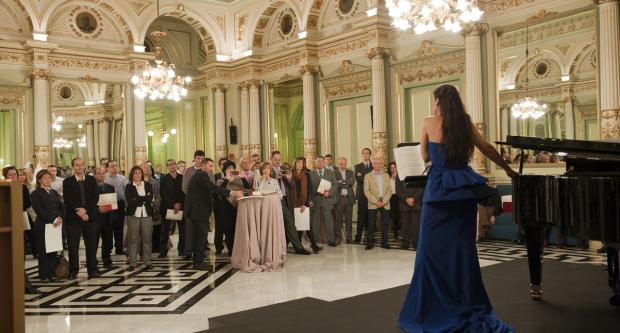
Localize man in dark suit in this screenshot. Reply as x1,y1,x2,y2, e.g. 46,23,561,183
353,148,373,243
310,156,337,246
63,157,100,279
334,157,356,243
159,159,185,258
184,158,242,270
94,167,116,269
214,158,228,255
395,175,423,249
271,151,311,255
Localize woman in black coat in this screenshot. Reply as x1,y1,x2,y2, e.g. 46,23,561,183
124,166,155,270
31,170,64,282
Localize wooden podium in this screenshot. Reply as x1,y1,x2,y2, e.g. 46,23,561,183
0,180,25,333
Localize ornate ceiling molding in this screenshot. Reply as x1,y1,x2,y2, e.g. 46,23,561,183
393,50,465,84
478,0,536,16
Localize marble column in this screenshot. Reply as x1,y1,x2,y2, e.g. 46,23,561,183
597,0,620,139
133,95,147,166
562,86,576,139
552,108,563,139
86,120,95,166
367,47,390,169
98,117,111,160
509,106,518,135
500,107,509,141
240,82,250,158
32,69,50,168
214,84,228,162
249,80,262,156
300,65,320,169
463,23,489,173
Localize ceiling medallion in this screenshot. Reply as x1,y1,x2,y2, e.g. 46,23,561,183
386,0,483,35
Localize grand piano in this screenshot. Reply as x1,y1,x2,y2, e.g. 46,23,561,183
503,135,620,305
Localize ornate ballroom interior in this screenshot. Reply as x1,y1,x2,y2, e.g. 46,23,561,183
1,0,620,332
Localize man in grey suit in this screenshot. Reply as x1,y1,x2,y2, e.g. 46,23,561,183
334,157,356,244
310,156,338,247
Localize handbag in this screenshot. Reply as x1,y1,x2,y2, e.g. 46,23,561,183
55,251,70,279
22,211,31,231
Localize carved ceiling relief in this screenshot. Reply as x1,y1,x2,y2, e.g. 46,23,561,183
0,1,26,35
236,13,247,45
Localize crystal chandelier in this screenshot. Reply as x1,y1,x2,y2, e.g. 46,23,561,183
511,23,548,120
131,0,191,102
386,0,483,34
53,137,73,149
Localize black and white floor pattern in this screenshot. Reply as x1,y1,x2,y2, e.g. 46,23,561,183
25,236,605,316
25,257,236,315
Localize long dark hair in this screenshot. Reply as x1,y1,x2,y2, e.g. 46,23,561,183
433,85,474,163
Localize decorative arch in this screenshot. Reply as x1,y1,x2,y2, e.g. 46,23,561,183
12,0,36,32
40,0,138,44
567,40,596,75
508,48,564,85
513,53,563,84
0,0,32,37
137,4,226,55
247,0,304,51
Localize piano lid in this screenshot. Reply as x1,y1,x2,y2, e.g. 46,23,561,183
501,135,620,161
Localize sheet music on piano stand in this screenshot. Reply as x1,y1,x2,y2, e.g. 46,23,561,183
395,142,428,188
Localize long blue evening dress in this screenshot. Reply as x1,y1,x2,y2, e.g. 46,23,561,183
397,142,514,333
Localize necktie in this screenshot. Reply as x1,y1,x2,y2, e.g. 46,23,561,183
319,170,323,178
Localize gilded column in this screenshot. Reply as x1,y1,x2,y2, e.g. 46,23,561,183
32,69,51,168
301,65,320,169
240,82,250,158
463,23,489,173
249,80,262,156
86,120,96,166
133,96,147,165
214,84,228,162
597,0,620,139
367,47,390,169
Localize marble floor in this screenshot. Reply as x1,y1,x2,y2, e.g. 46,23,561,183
24,234,606,333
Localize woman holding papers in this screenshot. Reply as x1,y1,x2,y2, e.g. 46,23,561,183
31,170,64,282
398,85,517,332
124,166,155,271
290,158,322,254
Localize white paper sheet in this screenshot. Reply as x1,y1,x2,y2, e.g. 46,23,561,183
294,208,310,231
316,179,332,194
165,209,183,221
45,223,63,253
97,193,118,211
394,145,426,180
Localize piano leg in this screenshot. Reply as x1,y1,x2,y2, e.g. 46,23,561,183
524,226,545,300
607,245,620,306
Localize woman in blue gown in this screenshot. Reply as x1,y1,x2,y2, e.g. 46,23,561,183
398,85,518,333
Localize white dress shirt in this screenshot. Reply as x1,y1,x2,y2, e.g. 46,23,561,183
374,172,384,199
339,169,348,196
133,181,148,218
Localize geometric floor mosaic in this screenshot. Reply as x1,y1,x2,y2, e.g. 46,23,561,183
25,238,606,316
25,257,236,315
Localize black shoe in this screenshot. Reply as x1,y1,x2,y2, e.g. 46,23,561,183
103,261,113,269
411,243,418,250
354,238,361,244
158,253,168,258
381,244,391,249
178,251,185,257
365,244,374,250
26,286,41,294
68,272,78,280
327,242,337,247
88,272,101,279
115,250,124,255
294,248,311,255
346,239,354,244
193,262,210,271
144,264,153,271
312,246,323,254
183,254,192,260
401,242,409,250
127,266,135,272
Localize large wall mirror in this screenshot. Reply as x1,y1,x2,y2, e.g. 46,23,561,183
496,8,598,164
50,78,126,169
